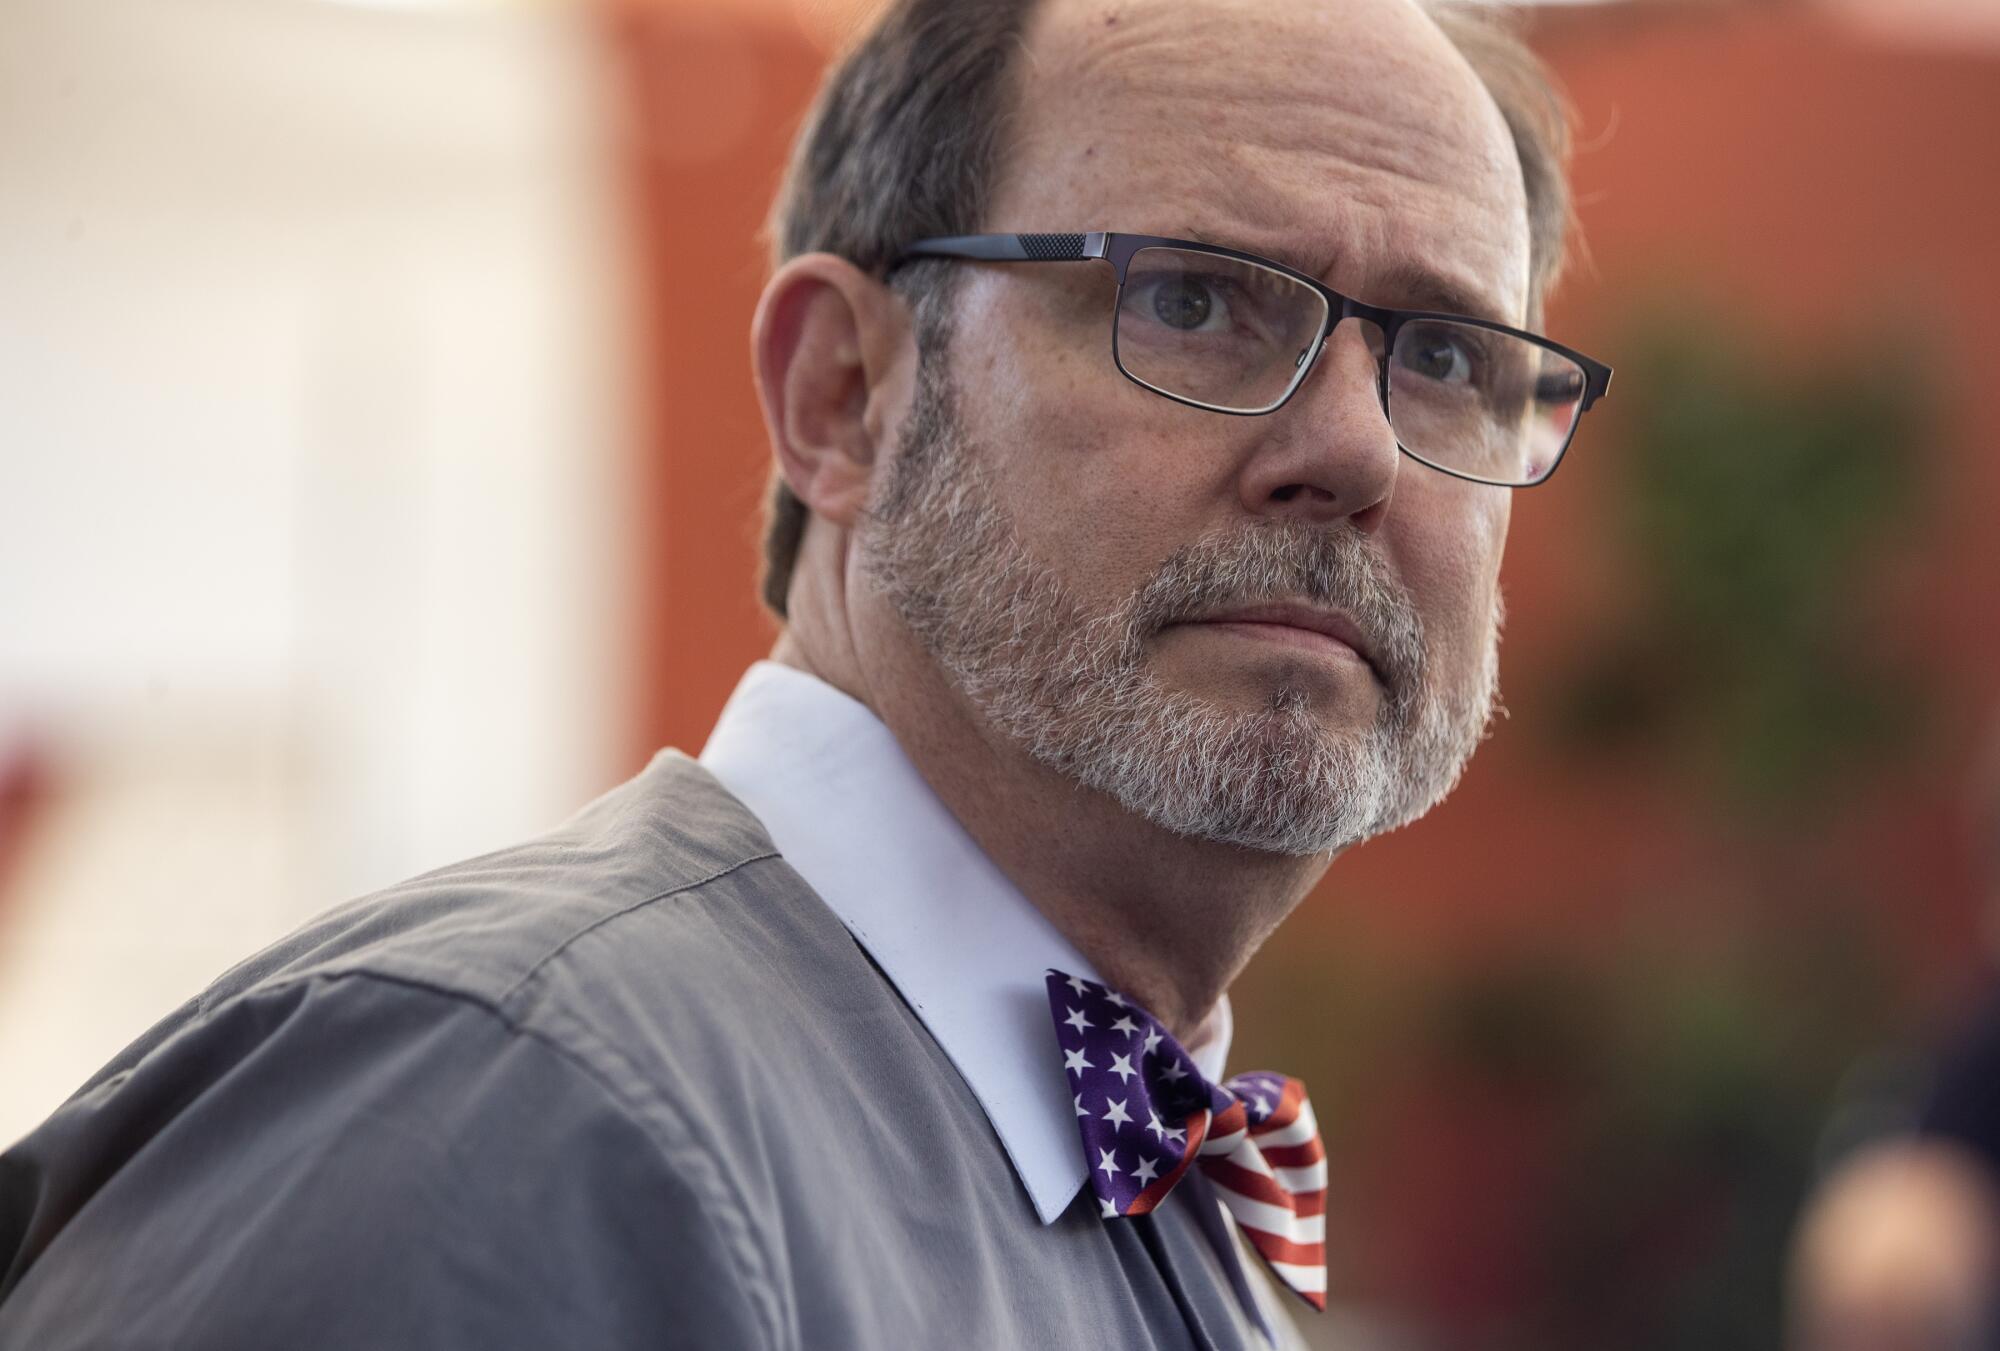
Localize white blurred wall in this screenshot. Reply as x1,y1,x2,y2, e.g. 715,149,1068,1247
0,0,639,1143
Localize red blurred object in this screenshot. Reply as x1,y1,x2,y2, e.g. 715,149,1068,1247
0,735,50,919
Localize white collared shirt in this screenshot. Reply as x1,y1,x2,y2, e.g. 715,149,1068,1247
698,660,1233,1225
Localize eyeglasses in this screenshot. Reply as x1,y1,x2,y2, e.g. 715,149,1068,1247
896,231,1613,488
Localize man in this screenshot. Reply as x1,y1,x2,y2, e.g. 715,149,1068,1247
0,0,1608,1345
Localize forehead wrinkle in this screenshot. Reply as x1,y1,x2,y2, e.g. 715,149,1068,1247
1037,0,1507,161
1008,0,1530,321
1215,136,1520,308
1178,216,1509,325
1085,132,1522,323
1058,43,1519,223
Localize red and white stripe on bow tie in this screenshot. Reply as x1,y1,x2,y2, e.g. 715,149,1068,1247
1195,1078,1327,1309
1123,1076,1328,1310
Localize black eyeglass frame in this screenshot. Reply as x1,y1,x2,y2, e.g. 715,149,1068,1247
896,230,1614,488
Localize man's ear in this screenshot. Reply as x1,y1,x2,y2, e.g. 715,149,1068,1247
751,254,911,530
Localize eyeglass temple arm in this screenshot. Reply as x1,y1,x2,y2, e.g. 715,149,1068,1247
898,233,1109,264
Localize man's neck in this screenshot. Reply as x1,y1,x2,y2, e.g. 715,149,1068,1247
769,632,1334,1041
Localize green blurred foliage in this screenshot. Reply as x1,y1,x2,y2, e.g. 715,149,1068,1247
1555,310,1938,809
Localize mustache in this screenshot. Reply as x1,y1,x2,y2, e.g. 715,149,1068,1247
1121,522,1427,702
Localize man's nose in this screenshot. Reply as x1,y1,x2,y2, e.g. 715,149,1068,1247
1234,320,1399,533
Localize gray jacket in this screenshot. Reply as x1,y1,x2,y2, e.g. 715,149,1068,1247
0,750,1304,1349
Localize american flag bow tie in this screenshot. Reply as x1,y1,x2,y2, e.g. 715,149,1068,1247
1045,968,1328,1311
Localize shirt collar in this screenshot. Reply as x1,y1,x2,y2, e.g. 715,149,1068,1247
698,660,1233,1225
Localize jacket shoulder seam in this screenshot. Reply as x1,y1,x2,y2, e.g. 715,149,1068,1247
494,848,783,1011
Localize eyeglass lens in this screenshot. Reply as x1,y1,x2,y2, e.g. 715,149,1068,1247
1112,245,1588,486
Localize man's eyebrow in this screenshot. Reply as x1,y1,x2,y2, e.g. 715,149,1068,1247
1180,226,1513,327
1369,260,1514,328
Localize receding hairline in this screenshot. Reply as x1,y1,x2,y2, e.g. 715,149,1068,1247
1022,0,1512,109
1012,0,1528,295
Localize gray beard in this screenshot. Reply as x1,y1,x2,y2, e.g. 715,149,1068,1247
855,346,1503,857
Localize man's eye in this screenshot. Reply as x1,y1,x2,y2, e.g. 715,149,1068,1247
1398,332,1475,384
1133,275,1231,332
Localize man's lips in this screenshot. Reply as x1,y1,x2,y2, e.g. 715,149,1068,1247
1173,603,1380,677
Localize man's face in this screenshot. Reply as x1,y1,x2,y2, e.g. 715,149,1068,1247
855,0,1529,856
